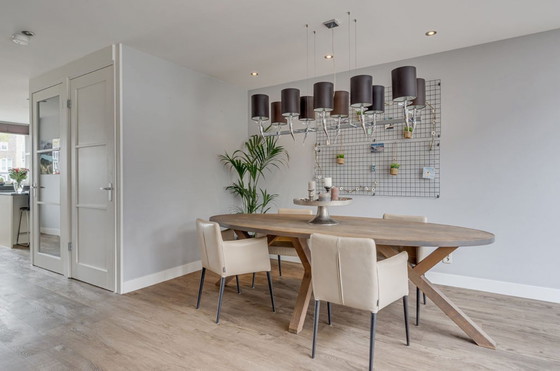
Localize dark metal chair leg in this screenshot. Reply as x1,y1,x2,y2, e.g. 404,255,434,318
416,286,420,326
16,209,23,246
251,272,256,289
369,312,377,371
312,300,320,359
266,271,276,312
236,275,241,294
277,255,282,276
327,302,332,325
423,292,427,305
403,295,410,346
216,277,226,324
196,268,206,309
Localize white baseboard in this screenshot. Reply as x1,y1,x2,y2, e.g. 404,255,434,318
426,271,560,304
40,227,60,236
121,260,202,294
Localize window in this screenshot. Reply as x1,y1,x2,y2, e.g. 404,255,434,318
0,158,13,172
0,133,27,181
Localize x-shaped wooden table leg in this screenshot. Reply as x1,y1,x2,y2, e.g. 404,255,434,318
377,245,496,349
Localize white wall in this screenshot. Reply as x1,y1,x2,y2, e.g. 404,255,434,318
121,46,247,285
249,30,560,299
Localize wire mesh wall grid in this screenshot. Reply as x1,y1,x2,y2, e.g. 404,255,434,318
314,79,441,198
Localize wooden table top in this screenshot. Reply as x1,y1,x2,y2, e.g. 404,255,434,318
210,214,495,247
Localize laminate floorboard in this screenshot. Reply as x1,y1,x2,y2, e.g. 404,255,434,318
1,246,559,370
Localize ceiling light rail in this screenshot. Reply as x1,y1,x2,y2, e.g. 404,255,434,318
261,117,416,137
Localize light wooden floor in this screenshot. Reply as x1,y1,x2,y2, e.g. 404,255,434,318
1,247,559,370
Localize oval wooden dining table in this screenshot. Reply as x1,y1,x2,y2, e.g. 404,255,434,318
210,213,496,349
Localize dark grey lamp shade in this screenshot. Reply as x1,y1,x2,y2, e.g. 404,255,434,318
300,96,315,121
409,78,426,109
391,66,417,102
350,75,373,108
313,82,334,112
371,85,385,113
271,101,287,125
331,91,349,118
251,94,269,120
281,88,300,116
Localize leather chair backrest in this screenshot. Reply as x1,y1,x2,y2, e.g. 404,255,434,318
196,219,226,275
383,213,427,223
278,208,313,215
310,233,379,312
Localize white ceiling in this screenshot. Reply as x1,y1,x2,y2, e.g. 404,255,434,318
2,0,560,123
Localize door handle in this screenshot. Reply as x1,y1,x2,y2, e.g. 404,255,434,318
31,184,45,197
99,183,113,202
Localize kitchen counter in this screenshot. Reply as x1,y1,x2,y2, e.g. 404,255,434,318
0,192,29,248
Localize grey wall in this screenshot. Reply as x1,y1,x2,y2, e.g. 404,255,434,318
249,29,560,290
121,46,247,281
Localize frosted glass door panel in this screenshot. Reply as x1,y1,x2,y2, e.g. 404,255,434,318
77,81,106,145
38,97,60,150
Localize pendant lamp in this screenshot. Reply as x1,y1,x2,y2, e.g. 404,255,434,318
409,78,426,110
314,82,334,145
332,91,349,143
251,94,269,137
367,85,385,139
408,78,426,131
391,66,417,102
271,101,287,136
371,85,385,113
392,66,417,129
350,75,373,135
281,88,300,140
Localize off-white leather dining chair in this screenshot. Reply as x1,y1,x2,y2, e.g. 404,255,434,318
196,219,276,323
383,213,427,326
309,233,410,371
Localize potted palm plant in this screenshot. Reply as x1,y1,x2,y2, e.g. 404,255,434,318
220,135,288,214
336,153,345,165
390,162,400,176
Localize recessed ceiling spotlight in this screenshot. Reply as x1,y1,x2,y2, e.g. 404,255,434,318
425,30,437,37
250,72,259,76
11,30,35,46
324,54,334,59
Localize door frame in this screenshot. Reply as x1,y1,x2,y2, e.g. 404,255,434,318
69,65,116,291
29,45,122,292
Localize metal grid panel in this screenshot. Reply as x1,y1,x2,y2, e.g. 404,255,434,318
314,79,441,198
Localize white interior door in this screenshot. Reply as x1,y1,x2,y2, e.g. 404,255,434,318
31,84,66,275
70,66,116,291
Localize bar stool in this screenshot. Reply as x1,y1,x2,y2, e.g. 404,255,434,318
16,206,30,247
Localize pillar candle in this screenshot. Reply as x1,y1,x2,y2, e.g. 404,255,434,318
323,177,332,188
331,187,339,200
308,180,316,190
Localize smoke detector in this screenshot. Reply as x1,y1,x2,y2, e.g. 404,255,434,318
11,31,35,46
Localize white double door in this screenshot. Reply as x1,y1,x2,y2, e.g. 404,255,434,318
31,66,116,291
